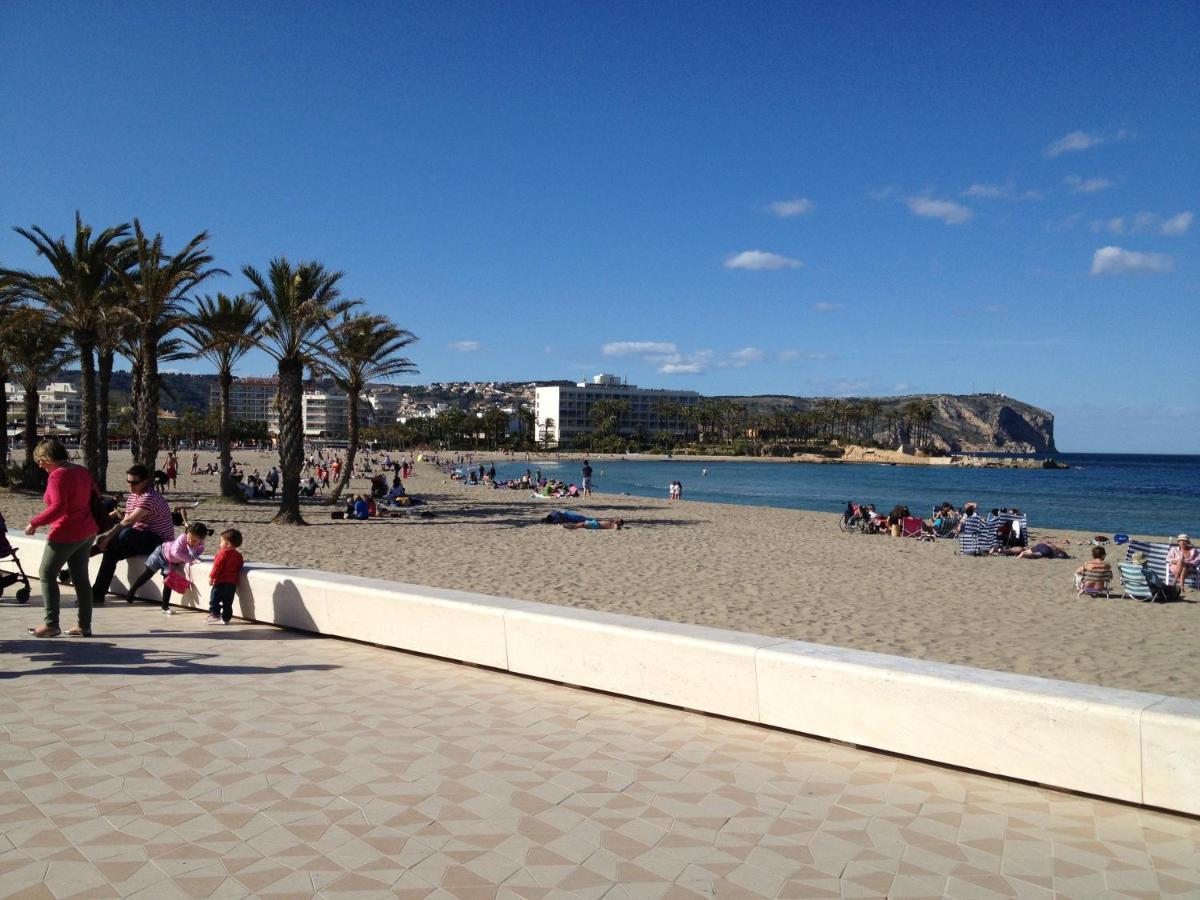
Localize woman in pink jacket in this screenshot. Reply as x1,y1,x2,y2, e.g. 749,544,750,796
24,440,98,637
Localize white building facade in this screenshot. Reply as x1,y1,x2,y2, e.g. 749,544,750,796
209,377,280,432
533,375,700,447
4,382,83,439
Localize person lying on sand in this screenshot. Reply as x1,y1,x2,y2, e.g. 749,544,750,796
562,517,624,530
993,541,1070,559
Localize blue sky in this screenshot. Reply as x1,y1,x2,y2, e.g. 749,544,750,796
1,1,1196,452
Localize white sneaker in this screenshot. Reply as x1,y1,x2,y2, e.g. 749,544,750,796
203,615,221,625
162,608,175,616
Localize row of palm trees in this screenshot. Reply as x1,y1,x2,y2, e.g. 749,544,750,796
0,214,417,524
647,396,941,452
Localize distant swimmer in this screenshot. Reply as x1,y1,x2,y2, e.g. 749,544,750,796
702,468,708,476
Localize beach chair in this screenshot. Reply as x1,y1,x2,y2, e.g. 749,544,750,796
901,516,933,540
956,515,996,556
1076,568,1114,599
1125,540,1200,591
1118,563,1168,602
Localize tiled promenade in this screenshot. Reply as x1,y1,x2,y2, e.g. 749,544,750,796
1,602,1198,899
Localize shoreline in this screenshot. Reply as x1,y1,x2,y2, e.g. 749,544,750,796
3,449,1196,699
465,447,1061,467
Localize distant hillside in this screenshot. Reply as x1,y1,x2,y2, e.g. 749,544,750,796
723,393,1056,454
55,371,1054,453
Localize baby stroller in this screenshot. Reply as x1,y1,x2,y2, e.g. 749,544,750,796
0,512,33,604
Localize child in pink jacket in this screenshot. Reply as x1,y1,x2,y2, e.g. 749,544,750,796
126,523,209,614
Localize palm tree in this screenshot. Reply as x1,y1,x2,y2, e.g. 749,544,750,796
0,291,22,486
321,312,417,503
0,214,131,483
245,258,358,524
6,307,73,483
182,293,264,498
111,221,225,471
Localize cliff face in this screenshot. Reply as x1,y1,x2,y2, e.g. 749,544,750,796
732,393,1057,455
925,395,1056,454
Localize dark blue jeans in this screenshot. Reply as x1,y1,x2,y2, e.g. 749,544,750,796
210,583,236,622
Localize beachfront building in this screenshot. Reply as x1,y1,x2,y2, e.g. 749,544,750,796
4,381,83,442
533,375,701,447
364,389,405,425
210,377,280,433
301,388,373,439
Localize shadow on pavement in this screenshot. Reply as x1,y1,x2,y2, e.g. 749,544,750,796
0,638,340,678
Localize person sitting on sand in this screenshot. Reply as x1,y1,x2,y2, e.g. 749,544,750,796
1167,534,1199,595
562,517,624,530
1075,546,1111,589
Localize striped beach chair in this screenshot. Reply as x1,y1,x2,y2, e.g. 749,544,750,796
956,515,996,556
1117,563,1169,602
1124,541,1200,590
992,512,1029,547
1075,567,1114,598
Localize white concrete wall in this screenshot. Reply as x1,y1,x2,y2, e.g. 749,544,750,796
7,528,1199,816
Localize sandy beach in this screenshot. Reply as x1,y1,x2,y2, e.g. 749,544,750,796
3,449,1196,700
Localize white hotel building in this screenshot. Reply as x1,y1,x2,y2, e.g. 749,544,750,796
533,375,700,447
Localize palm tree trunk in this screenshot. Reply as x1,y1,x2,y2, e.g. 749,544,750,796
22,387,39,487
273,357,306,524
128,359,142,462
0,362,9,487
76,333,100,483
218,368,236,497
97,347,113,491
135,335,160,471
328,392,359,504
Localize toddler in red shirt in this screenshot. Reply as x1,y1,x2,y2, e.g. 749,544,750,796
206,528,244,624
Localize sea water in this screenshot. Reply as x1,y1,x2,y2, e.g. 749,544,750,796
490,453,1200,537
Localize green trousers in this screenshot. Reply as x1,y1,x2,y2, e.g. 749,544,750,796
38,536,95,630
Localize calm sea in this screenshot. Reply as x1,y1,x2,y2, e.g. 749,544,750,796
489,453,1200,538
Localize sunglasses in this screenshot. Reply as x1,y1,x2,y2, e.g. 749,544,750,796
127,478,144,485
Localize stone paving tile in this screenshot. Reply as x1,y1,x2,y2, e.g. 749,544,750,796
1,602,1199,899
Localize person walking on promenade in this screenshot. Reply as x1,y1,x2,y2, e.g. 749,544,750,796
206,529,245,624
23,440,99,637
90,464,176,604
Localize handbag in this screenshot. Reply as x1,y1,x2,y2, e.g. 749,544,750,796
163,569,191,594
89,485,111,531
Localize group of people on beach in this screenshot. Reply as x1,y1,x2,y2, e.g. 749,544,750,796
19,441,248,637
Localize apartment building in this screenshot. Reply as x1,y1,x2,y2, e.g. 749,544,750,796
533,375,700,447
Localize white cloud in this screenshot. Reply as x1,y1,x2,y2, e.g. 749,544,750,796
1045,130,1104,157
905,196,972,225
1064,174,1114,194
766,197,815,218
659,363,705,375
1162,211,1194,235
959,180,1041,201
728,347,764,367
1048,211,1086,232
1045,128,1132,158
1090,246,1175,276
868,185,897,201
724,250,803,270
961,182,1009,199
813,302,842,313
778,350,834,362
1092,211,1194,236
447,340,481,352
602,341,677,357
